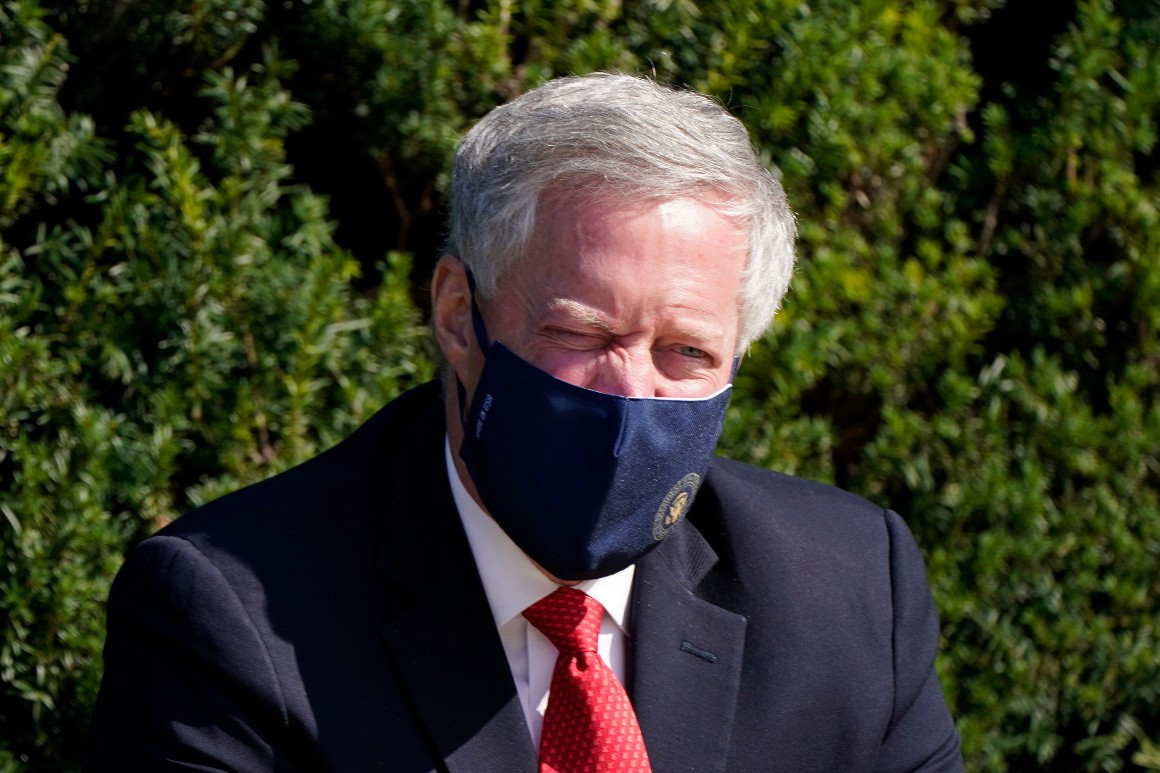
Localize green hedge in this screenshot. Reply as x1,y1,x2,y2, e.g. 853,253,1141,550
1,0,1157,770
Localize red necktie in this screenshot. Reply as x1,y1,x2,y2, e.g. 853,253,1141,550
523,587,652,773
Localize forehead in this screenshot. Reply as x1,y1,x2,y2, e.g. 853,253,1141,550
495,194,748,333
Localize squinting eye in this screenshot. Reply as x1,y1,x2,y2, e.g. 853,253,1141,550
548,328,605,348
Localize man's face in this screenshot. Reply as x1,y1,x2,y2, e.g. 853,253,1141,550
439,194,748,402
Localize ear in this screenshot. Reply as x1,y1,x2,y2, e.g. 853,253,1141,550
431,254,474,384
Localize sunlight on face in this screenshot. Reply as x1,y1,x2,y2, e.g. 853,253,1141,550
478,195,748,399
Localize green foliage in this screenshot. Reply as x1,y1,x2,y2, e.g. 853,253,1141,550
920,3,1160,766
2,0,1158,770
723,2,1160,769
0,0,107,225
0,5,433,768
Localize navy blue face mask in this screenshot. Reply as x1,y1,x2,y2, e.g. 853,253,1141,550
457,285,734,580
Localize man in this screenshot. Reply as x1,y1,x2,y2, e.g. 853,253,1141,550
88,73,963,771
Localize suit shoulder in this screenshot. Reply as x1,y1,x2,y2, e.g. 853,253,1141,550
695,456,918,582
705,456,885,524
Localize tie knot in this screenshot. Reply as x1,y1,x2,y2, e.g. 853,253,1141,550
523,587,603,655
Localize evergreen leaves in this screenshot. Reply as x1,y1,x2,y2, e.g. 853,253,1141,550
1,0,1158,770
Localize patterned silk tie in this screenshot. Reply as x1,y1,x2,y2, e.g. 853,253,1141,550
522,587,652,773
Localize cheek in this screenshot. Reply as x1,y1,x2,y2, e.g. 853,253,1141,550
659,372,733,399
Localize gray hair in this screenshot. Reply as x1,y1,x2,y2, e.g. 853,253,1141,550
446,72,796,351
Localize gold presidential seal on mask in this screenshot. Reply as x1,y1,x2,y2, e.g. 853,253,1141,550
653,473,701,540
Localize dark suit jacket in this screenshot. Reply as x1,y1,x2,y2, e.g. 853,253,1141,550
87,381,962,772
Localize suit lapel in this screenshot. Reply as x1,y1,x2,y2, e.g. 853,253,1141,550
374,392,538,773
379,572,538,773
630,515,747,773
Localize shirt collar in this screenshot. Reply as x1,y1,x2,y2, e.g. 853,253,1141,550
444,436,635,632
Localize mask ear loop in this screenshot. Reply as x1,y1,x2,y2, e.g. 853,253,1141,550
464,268,492,354
455,267,492,429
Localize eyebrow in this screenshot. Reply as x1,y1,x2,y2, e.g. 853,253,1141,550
541,298,616,333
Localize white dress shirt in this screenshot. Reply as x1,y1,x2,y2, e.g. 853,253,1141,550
444,437,636,747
